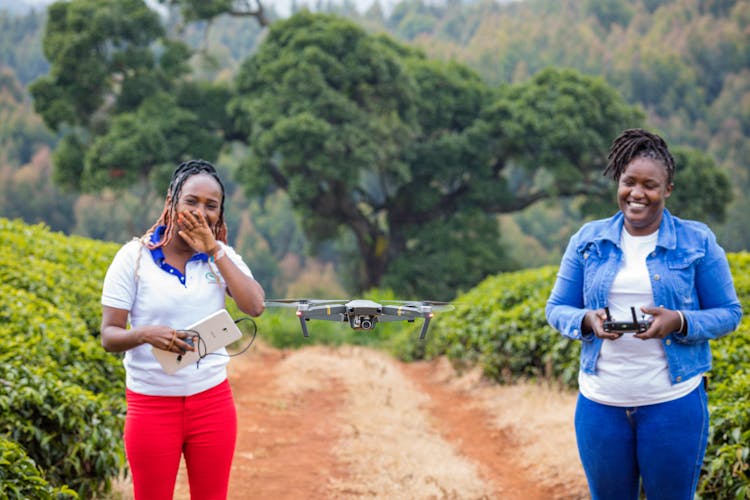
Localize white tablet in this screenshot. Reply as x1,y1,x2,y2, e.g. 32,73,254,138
152,309,242,374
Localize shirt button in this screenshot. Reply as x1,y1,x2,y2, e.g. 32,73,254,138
665,339,671,346
651,251,657,257
676,376,682,382
654,274,661,281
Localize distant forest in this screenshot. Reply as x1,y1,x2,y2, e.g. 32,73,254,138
1,0,748,297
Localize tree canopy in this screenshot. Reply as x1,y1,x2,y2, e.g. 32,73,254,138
29,0,231,191
229,12,647,295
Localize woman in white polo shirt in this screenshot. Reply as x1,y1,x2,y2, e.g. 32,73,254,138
100,159,265,500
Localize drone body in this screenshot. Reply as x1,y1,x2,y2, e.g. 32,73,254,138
264,299,452,339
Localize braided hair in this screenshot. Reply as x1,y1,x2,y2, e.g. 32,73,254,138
603,128,676,184
145,159,228,249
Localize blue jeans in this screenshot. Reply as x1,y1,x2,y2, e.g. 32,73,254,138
575,383,708,500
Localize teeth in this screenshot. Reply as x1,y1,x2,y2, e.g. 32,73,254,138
629,202,647,208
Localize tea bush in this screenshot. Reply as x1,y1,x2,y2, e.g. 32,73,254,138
698,252,750,498
419,266,581,386
1,218,125,497
0,437,77,499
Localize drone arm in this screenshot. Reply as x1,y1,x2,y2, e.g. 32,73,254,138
295,304,349,337
305,305,348,320
380,305,420,320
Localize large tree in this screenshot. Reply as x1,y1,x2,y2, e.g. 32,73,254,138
229,12,646,295
28,0,264,194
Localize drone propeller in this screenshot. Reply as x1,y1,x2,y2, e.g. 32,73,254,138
381,300,455,312
381,299,452,305
430,304,455,312
265,298,346,308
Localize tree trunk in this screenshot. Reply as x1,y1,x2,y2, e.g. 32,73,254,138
355,232,389,292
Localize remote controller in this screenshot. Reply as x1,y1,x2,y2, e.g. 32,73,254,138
602,306,650,333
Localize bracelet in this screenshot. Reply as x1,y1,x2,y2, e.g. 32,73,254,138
209,246,226,263
676,310,685,334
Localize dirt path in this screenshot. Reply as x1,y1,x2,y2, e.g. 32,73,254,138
159,342,587,499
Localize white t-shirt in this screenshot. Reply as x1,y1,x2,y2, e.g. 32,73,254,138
579,229,701,406
101,237,254,396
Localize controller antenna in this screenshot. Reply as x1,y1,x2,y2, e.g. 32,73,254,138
630,306,638,324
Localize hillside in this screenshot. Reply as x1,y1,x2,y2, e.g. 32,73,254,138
1,0,748,271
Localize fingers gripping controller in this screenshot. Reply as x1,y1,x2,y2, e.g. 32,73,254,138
603,306,651,333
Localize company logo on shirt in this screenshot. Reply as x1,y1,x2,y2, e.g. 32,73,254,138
206,271,219,283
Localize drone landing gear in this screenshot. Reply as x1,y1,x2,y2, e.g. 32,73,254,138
418,315,433,340
297,312,310,337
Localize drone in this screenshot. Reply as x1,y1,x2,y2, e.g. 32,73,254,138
264,299,454,339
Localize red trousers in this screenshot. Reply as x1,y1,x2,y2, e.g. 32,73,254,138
124,379,237,500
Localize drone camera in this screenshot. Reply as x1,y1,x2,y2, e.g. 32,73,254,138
350,315,376,330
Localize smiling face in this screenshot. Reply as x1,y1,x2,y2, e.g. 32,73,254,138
175,173,223,233
617,156,673,236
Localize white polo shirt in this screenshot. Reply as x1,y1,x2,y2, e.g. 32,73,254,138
101,233,254,396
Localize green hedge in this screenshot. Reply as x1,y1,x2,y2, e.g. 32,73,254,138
699,252,750,499
0,218,125,498
0,437,76,499
417,266,581,386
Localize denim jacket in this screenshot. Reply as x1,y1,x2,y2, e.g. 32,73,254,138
546,209,742,384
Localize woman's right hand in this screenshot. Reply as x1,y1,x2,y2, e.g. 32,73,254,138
583,309,623,340
136,325,195,353
101,306,194,353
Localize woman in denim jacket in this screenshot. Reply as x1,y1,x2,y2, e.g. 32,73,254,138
546,129,741,500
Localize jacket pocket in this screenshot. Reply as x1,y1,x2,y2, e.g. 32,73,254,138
580,243,609,301
666,249,704,307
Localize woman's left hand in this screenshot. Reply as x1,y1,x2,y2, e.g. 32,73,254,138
634,306,682,340
177,210,219,255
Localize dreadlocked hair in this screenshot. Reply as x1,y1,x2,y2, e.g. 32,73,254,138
144,159,228,250
603,128,676,184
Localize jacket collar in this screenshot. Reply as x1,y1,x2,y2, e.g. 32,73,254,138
597,209,677,250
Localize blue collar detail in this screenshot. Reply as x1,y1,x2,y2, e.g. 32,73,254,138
148,225,209,285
